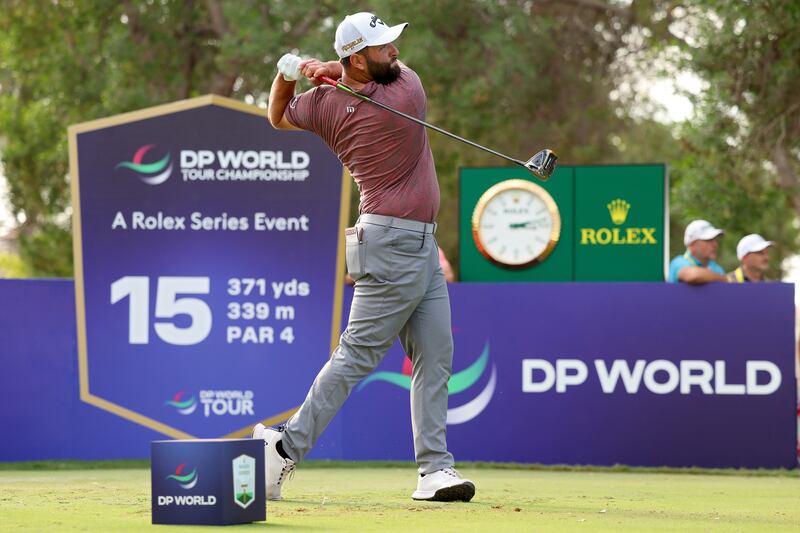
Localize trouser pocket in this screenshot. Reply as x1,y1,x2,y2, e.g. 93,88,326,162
345,226,366,280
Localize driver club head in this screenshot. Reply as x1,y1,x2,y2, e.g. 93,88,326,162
524,149,558,181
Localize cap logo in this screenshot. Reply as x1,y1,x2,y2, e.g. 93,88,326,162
369,16,386,28
342,36,364,52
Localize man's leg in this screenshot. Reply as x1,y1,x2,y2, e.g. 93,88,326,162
400,258,454,474
281,224,427,462
401,257,475,502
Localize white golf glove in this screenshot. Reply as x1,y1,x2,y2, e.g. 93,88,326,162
277,53,302,81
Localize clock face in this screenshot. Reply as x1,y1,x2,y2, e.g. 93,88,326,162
471,179,561,268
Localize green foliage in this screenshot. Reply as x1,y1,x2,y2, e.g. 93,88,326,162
17,221,73,277
0,251,32,278
1,1,797,278
0,0,366,277
669,0,800,274
669,113,796,276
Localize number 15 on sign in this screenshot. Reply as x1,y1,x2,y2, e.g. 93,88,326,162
110,276,212,346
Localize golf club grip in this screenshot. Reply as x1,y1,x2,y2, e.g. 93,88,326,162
319,76,338,87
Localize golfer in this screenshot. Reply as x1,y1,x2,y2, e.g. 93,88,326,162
253,11,475,503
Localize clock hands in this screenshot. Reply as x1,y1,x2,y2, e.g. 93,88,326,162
509,220,538,229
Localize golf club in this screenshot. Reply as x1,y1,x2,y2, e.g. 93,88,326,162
318,76,558,181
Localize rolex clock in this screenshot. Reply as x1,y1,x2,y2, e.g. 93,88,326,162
471,179,561,268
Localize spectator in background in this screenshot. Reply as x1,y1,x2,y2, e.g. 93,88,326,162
438,246,455,283
668,219,728,284
728,234,773,282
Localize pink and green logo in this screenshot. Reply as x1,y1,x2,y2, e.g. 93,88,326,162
116,144,172,185
357,341,496,425
165,391,197,415
167,463,198,489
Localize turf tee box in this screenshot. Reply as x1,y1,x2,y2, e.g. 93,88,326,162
151,438,264,525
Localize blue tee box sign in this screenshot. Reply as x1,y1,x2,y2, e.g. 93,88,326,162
151,438,265,525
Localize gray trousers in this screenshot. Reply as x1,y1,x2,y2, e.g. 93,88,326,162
281,214,455,474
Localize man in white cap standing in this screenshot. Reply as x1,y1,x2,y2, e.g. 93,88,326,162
255,12,475,503
727,234,773,282
668,219,728,283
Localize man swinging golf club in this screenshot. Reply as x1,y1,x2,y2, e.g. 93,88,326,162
254,11,475,502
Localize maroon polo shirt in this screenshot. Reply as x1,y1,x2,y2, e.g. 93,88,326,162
285,66,439,223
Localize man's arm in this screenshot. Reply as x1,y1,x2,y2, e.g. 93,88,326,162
677,266,729,284
268,58,343,130
268,73,300,130
300,59,343,85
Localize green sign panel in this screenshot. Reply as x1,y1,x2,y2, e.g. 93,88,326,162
459,166,574,282
574,165,666,281
459,164,666,281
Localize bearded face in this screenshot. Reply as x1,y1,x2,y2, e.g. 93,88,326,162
365,54,401,85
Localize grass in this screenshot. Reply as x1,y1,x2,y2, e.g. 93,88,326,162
1,461,798,532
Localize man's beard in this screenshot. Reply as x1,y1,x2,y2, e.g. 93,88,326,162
366,56,401,85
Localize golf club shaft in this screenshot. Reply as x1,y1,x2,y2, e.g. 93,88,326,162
319,76,526,167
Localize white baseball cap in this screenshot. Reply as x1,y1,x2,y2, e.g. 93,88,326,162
334,12,408,58
684,219,723,246
736,234,773,261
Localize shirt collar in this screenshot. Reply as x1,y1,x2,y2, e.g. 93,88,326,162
734,266,752,282
683,251,703,266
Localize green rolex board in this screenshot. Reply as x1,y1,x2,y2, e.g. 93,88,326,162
459,164,667,282
574,165,666,281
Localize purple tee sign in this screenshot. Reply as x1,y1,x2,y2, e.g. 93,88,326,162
68,96,347,439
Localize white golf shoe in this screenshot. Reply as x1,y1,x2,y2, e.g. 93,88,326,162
411,467,475,502
252,423,295,500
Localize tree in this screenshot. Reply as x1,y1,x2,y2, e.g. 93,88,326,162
669,0,800,276
0,1,718,277
0,0,350,275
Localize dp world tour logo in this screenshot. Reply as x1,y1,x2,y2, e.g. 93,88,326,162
357,341,496,424
166,391,197,415
116,144,173,185
167,463,198,489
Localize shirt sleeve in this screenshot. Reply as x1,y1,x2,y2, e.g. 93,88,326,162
667,256,691,283
399,66,425,117
284,88,320,133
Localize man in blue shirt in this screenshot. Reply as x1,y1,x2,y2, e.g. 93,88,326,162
668,219,729,284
